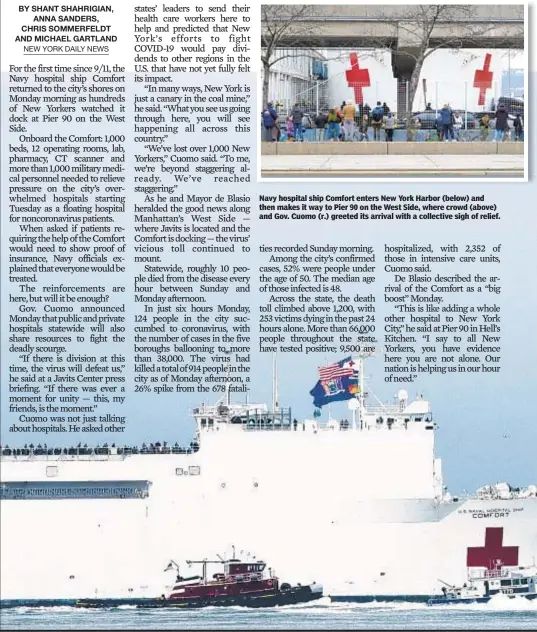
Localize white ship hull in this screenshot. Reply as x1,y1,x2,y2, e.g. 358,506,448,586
2,444,536,601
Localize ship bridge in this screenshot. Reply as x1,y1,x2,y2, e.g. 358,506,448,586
193,388,434,435
193,401,294,431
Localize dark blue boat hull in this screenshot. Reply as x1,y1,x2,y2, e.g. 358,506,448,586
1,586,322,610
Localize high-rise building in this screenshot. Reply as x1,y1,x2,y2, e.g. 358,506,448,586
502,69,524,98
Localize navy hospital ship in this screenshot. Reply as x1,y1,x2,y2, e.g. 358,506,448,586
1,356,536,605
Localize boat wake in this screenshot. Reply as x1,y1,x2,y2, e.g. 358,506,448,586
320,596,537,613
4,594,536,617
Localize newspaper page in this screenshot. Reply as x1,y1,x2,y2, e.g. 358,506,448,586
1,0,535,629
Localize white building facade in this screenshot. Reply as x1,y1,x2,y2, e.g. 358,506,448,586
262,48,328,113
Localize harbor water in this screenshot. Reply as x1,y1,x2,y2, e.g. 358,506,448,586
1,596,536,630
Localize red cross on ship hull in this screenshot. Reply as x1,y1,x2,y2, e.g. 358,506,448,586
467,527,519,570
345,53,370,104
473,53,493,107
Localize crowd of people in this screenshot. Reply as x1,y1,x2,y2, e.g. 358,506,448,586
261,100,524,143
0,441,200,456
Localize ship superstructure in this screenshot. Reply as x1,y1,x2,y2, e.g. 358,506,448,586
1,356,536,603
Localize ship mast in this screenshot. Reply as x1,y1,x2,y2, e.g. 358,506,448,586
358,354,365,428
356,352,372,430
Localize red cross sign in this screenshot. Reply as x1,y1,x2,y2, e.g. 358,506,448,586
345,52,370,104
473,53,493,107
467,527,519,570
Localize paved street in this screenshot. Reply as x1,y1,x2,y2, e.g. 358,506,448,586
261,154,524,178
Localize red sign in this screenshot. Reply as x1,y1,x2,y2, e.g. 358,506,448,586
473,53,493,107
467,527,519,570
345,52,370,104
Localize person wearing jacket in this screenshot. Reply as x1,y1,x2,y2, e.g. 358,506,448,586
261,102,278,142
359,113,369,141
370,101,384,141
342,100,357,141
326,107,341,141
479,113,490,141
494,104,509,142
314,111,328,142
291,103,305,142
382,112,395,142
440,104,454,141
452,111,463,141
514,114,523,141
285,116,294,141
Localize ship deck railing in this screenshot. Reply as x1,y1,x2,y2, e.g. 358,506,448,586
237,419,432,432
468,568,514,579
363,404,408,414
0,444,200,460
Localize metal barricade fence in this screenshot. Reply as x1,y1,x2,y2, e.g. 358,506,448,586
262,79,524,142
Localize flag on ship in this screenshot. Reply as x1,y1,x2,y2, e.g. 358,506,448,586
310,357,360,408
164,561,174,572
318,356,357,381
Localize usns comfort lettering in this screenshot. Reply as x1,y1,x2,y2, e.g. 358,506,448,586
1,356,536,606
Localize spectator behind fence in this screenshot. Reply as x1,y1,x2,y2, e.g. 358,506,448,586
494,103,509,142
291,103,305,142
302,112,313,140
371,102,384,141
326,107,341,141
285,116,294,141
360,113,369,141
382,112,395,142
480,113,490,141
262,102,278,142
440,104,454,141
514,114,523,141
452,111,463,141
342,100,356,142
314,111,328,142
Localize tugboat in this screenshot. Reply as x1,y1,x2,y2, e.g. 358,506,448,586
428,563,537,606
76,550,323,609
